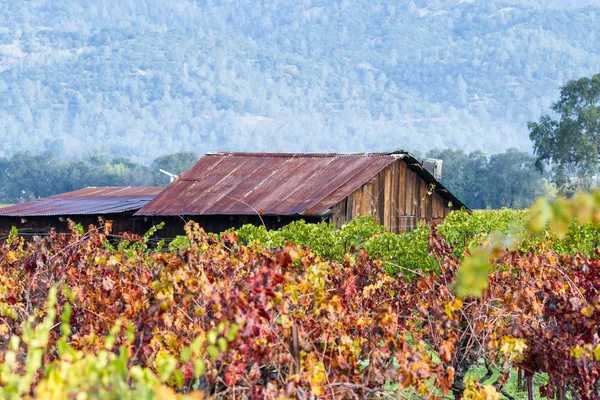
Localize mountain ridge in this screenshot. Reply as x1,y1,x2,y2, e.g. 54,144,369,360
0,0,598,163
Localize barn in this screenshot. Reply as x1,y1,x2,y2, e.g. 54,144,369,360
0,187,163,239
135,151,467,238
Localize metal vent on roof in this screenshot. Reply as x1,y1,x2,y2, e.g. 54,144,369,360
422,158,443,180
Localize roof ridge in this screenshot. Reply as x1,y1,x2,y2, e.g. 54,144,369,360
206,152,398,158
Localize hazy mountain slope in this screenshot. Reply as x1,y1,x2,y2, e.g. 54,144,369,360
0,0,598,162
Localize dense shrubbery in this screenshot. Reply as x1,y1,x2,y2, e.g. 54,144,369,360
232,209,600,277
234,217,437,277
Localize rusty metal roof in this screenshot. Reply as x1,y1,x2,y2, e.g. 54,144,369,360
137,151,462,217
0,187,163,217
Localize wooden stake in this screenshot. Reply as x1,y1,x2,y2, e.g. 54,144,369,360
291,325,300,374
517,369,524,391
527,375,535,400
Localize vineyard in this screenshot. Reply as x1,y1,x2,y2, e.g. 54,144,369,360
1,192,600,399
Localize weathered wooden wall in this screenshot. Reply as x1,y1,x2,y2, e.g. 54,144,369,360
329,159,456,232
0,214,324,241
146,215,323,239
0,214,155,239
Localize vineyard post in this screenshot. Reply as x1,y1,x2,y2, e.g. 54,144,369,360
517,370,524,391
291,325,301,374
557,385,566,400
527,376,535,400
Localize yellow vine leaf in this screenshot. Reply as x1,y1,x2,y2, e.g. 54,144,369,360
444,299,463,319
463,377,500,400
581,305,595,318
570,346,584,359
304,353,327,397
6,251,18,263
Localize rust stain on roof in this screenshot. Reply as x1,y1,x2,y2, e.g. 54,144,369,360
136,152,404,216
0,187,163,217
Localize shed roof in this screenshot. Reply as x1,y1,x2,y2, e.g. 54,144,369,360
0,187,163,217
135,152,467,217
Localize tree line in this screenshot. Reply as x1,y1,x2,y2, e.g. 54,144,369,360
435,71,600,207
426,148,550,210
0,151,198,204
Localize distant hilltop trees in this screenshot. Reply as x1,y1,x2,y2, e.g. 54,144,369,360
0,0,599,160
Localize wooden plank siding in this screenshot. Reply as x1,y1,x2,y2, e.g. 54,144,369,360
0,214,156,239
330,159,457,233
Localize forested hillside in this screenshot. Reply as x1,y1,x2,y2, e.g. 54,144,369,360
0,0,599,162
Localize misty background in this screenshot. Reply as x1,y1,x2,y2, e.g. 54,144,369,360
0,0,599,163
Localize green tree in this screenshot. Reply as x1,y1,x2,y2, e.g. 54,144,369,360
0,152,63,203
151,152,198,186
427,148,547,210
528,73,600,193
0,153,154,204
62,156,153,191
485,149,545,209
463,151,489,210
426,149,488,209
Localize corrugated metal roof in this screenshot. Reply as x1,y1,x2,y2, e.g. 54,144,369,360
0,187,163,217
136,152,407,216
